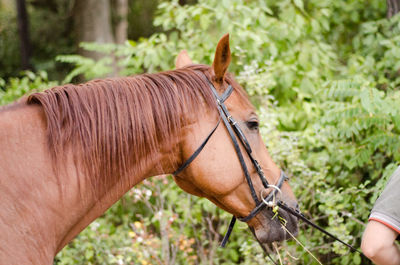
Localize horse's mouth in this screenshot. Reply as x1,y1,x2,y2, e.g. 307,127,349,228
250,205,298,248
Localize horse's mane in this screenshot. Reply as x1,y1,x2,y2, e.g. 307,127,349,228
26,64,250,195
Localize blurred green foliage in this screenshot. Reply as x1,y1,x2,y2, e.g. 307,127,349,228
0,71,56,105
1,0,400,264
0,1,21,77
0,0,76,79
0,0,161,80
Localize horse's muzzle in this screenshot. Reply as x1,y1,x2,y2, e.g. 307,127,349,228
250,199,299,247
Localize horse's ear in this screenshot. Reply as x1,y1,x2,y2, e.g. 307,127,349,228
212,33,231,83
175,50,193,69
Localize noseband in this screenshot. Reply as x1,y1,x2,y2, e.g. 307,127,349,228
173,73,288,247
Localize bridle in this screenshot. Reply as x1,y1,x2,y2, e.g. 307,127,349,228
173,72,364,257
173,72,288,247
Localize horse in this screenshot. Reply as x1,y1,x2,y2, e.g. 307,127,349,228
0,34,298,264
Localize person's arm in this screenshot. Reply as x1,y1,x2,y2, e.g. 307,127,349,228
362,220,400,265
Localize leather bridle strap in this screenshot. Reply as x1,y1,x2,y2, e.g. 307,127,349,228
220,170,288,247
173,118,221,176
217,103,259,203
207,83,260,204
276,201,365,256
173,73,287,248
206,80,269,200
239,171,289,222
213,86,269,190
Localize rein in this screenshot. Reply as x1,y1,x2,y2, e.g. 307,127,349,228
276,201,364,255
173,73,364,258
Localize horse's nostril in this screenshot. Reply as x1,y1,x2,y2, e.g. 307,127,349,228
295,203,300,210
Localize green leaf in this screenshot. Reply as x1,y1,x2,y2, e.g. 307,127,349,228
293,0,304,10
85,249,94,260
353,253,361,265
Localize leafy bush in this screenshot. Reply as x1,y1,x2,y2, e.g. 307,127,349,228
2,0,400,264
0,71,57,105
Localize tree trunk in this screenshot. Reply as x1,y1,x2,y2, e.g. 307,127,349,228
16,0,32,70
114,0,128,44
387,0,400,18
73,0,114,61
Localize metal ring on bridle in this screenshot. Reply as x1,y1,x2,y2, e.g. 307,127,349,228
266,184,282,195
260,185,282,207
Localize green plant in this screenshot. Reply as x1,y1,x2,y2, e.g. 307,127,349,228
0,71,57,105
3,0,399,264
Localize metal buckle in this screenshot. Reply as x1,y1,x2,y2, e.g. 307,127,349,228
254,159,264,174
227,115,237,125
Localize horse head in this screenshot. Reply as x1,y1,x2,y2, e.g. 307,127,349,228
172,34,299,248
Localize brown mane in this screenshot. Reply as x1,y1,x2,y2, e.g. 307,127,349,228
26,64,250,195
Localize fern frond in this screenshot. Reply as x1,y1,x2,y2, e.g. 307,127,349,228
56,55,94,64
324,80,361,100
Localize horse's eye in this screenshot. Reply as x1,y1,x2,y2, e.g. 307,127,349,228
246,120,259,131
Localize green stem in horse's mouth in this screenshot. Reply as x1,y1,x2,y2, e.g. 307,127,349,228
271,205,288,226
271,205,279,220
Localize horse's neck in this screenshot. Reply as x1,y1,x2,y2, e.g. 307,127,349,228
0,103,181,264
0,104,56,264
54,149,179,253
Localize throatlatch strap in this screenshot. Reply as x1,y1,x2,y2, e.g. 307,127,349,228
173,119,221,176
220,216,236,247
